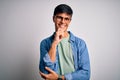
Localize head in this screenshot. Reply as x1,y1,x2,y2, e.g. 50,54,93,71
53,4,73,32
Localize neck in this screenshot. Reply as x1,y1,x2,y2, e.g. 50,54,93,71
63,31,69,38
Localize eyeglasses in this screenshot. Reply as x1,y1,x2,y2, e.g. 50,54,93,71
55,16,71,22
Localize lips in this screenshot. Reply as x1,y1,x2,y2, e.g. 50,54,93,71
59,24,66,28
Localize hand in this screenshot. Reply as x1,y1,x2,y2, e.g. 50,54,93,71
39,67,58,80
54,28,64,45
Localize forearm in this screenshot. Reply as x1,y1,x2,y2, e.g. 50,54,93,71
48,41,57,62
40,40,58,73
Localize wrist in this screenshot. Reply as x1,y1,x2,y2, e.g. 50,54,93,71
58,74,62,80
57,74,65,80
52,41,58,46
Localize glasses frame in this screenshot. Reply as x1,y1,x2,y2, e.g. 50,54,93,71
55,15,71,22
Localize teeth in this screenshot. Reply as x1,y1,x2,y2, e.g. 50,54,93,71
60,25,65,28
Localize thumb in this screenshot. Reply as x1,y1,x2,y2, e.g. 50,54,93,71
45,67,54,73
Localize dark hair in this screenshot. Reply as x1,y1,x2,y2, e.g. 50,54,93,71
53,4,73,16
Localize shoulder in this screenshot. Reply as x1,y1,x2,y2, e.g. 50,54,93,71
69,31,86,45
76,36,86,45
40,34,54,46
69,32,88,55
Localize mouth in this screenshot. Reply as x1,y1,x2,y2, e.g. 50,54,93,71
59,24,66,28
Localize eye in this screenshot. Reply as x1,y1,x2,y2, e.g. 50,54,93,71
65,18,70,21
55,16,71,22
56,16,63,20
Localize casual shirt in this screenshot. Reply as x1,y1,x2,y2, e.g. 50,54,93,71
39,31,90,80
58,34,75,75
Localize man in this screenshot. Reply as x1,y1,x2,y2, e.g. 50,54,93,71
39,4,90,80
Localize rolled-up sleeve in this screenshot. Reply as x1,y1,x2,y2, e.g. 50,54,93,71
39,40,58,74
43,53,57,70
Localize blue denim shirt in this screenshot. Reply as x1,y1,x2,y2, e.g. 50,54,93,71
39,31,90,80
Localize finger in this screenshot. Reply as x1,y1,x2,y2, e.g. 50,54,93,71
57,28,62,31
57,28,64,33
56,28,64,34
55,31,63,39
39,72,47,78
57,30,64,37
45,67,54,73
60,32,64,38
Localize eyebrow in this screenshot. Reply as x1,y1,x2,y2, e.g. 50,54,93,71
56,16,71,20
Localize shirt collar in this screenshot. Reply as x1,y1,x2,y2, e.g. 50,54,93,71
68,31,75,42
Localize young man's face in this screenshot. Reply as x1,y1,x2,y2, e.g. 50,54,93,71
53,13,72,32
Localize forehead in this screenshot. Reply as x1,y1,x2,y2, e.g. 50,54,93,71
55,13,72,18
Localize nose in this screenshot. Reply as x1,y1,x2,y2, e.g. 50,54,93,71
60,18,65,24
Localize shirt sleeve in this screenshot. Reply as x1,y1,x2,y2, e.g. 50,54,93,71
39,40,58,74
65,40,90,80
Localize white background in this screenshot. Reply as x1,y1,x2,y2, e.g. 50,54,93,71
0,0,120,80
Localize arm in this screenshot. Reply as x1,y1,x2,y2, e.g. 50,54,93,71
49,28,65,61
48,41,58,62
40,67,65,80
39,39,58,74
39,28,64,74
